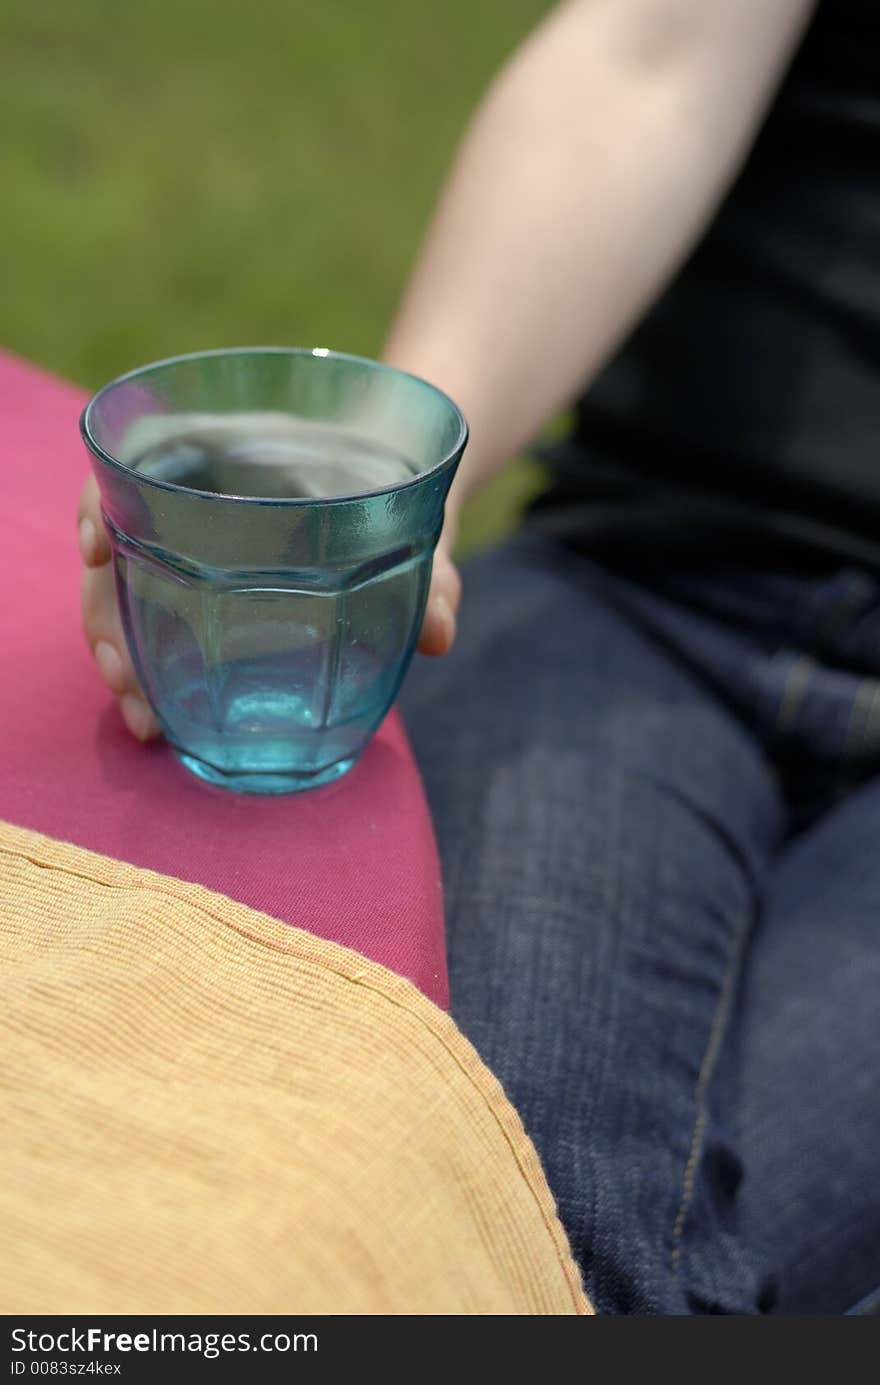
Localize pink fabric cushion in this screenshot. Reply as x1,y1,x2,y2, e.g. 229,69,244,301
0,349,448,1006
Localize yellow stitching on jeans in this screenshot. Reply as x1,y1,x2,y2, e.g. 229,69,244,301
774,574,875,743
841,678,879,763
774,653,816,736
670,917,751,1282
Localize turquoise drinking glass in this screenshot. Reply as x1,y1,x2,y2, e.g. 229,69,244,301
81,347,467,793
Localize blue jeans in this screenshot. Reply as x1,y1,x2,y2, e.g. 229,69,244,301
400,536,880,1314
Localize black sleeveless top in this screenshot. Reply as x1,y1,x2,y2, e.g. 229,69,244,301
529,1,880,572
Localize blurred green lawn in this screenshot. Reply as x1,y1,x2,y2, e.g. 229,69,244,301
0,0,551,555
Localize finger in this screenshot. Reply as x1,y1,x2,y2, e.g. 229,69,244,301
81,562,135,690
77,474,112,568
81,563,160,741
418,549,462,656
119,691,160,742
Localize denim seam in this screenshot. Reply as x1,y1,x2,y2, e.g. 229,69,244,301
773,653,817,737
840,678,880,764
773,573,877,745
670,907,754,1285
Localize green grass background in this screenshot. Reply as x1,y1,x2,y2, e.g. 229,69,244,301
1,0,552,554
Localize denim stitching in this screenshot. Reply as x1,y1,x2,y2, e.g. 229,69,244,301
840,678,880,764
774,653,816,737
670,910,753,1283
774,574,877,744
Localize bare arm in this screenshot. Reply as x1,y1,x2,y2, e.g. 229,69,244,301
384,0,816,544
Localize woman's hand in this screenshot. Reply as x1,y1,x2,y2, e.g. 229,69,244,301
78,474,461,741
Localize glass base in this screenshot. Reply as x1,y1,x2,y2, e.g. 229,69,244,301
176,750,357,795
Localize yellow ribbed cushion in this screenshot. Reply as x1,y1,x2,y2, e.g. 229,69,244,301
0,820,590,1315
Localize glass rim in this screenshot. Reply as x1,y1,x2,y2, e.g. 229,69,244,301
79,345,469,507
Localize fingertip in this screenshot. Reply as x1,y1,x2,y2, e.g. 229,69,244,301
78,516,112,567
418,595,456,656
94,640,126,694
78,518,97,566
121,693,159,742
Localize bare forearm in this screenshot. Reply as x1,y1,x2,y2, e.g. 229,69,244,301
382,0,814,526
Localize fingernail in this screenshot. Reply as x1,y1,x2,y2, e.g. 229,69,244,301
121,693,153,741
94,640,125,692
78,517,96,564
